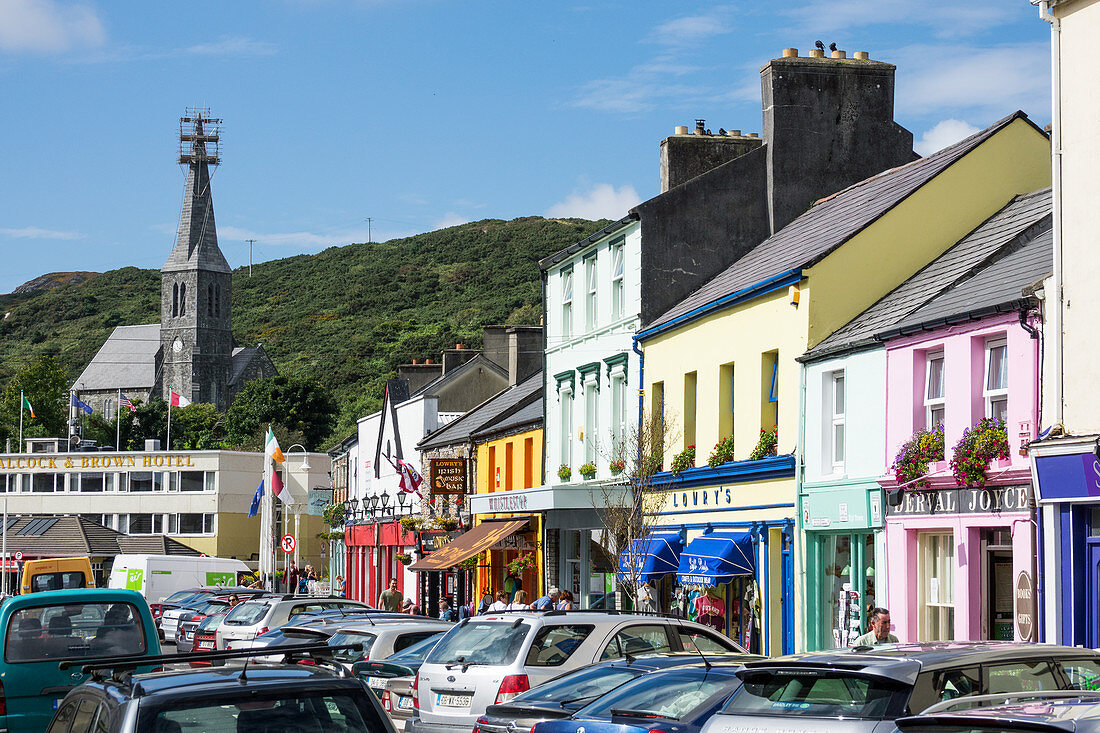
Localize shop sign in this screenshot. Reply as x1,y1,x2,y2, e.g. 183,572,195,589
1034,452,1100,501
307,488,333,516
486,492,528,513
491,533,533,551
886,485,1032,517
430,458,467,496
419,529,461,553
1016,571,1035,642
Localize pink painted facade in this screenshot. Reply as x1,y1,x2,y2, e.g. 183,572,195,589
881,312,1039,643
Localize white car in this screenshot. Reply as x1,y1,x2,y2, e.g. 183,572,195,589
406,610,744,733
159,598,231,643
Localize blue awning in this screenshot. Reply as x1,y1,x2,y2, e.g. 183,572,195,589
676,532,755,586
617,532,683,583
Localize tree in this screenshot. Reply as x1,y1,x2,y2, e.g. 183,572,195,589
82,397,224,450
224,375,338,450
0,355,70,447
592,406,681,610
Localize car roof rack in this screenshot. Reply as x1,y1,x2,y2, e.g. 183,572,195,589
539,609,687,619
59,642,364,676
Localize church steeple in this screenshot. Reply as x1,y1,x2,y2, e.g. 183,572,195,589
160,109,234,410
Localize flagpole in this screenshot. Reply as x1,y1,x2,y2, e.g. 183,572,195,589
2,495,8,597
166,389,172,451
116,389,122,449
17,390,24,451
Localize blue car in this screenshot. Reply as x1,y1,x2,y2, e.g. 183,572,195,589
533,664,744,733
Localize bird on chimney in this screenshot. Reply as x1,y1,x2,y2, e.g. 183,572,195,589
815,40,825,52
718,128,727,135
829,42,838,52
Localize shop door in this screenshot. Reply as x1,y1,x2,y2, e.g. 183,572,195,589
987,551,1014,641
1086,542,1100,648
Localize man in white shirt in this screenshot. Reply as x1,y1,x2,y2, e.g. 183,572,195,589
487,590,509,612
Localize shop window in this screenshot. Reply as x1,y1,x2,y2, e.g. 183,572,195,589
762,351,779,433
925,352,945,429
585,255,598,331
559,387,573,471
919,533,955,641
599,625,673,660
523,438,533,488
610,238,625,319
683,371,697,449
561,269,574,339
525,624,595,666
719,363,734,450
830,371,846,473
984,338,1008,423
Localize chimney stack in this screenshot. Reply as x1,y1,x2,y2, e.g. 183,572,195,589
661,123,765,192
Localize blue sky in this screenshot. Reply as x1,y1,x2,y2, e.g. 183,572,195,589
0,0,1051,294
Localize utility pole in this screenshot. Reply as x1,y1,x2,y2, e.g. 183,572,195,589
246,239,255,277
364,218,372,243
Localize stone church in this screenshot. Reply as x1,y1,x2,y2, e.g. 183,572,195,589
75,111,276,417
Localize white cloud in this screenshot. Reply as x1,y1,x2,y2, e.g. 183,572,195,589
915,119,981,155
433,213,469,230
186,35,277,56
0,226,84,240
648,9,735,46
894,42,1050,119
0,0,105,53
779,0,1015,40
545,183,641,220
218,225,364,249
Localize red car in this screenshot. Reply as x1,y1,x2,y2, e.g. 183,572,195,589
188,611,228,666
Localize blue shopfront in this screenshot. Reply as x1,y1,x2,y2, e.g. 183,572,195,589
1031,437,1100,646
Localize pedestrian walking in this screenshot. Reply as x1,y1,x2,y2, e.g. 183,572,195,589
378,578,404,612
508,590,530,610
531,586,560,612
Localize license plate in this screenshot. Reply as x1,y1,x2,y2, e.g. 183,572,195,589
197,640,214,649
398,695,413,710
368,677,386,689
436,693,472,708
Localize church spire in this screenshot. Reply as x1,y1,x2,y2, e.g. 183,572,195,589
164,109,230,274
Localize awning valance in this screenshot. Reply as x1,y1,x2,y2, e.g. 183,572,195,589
676,532,755,586
616,532,683,583
407,519,526,571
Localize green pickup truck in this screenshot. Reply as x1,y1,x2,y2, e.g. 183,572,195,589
0,588,161,733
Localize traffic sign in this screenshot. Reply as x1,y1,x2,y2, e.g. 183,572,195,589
13,551,22,561
281,534,296,553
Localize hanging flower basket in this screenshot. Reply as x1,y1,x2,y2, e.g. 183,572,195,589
557,464,572,481
609,458,626,475
399,516,423,533
431,516,459,530
950,418,1010,487
506,553,536,576
671,445,696,475
749,426,778,460
579,462,597,479
891,425,945,489
395,552,413,565
707,436,735,468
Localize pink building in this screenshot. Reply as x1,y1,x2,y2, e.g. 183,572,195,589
880,305,1040,643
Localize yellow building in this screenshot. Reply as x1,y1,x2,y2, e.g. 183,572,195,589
636,113,1051,654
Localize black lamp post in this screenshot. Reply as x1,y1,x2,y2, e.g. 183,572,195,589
369,494,380,521
381,492,391,517
344,497,359,525
397,492,407,514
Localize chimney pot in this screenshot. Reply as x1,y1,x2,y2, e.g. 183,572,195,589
809,48,825,58
731,129,742,136
674,125,689,135
782,48,798,58
694,119,706,135
455,343,465,350
830,49,846,59
854,51,869,60
425,358,433,364
747,132,759,138
411,359,418,365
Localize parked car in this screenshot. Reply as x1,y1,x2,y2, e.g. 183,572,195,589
149,585,266,637
44,645,391,733
476,651,759,733
160,596,232,643
234,616,452,667
406,610,745,733
216,594,370,650
895,690,1100,733
700,642,1100,733
533,664,745,733
357,633,447,731
184,610,227,662
0,588,161,733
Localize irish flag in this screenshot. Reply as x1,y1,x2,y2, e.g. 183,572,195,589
21,395,35,418
169,389,191,407
265,428,289,504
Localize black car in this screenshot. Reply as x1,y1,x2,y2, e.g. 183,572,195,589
476,652,759,733
44,645,390,733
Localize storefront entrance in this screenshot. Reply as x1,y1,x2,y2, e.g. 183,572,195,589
812,533,877,649
982,529,1014,641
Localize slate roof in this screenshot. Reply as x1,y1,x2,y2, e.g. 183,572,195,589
117,535,201,556
0,515,198,557
74,324,161,391
410,353,507,398
804,187,1051,360
163,158,231,274
641,111,1040,335
886,226,1052,336
229,345,276,386
418,371,542,451
471,393,543,441
539,216,637,271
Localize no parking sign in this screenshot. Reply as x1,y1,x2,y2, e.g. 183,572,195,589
281,534,296,554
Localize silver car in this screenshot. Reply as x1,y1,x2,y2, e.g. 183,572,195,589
406,610,744,733
216,595,370,650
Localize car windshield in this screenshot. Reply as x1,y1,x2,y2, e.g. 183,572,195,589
725,670,910,720
387,633,445,662
510,664,640,705
328,631,378,662
138,689,381,732
425,621,530,667
580,668,740,721
198,600,230,614
224,602,271,625
197,613,227,632
163,590,204,605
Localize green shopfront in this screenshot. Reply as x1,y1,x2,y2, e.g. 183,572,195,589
800,480,884,651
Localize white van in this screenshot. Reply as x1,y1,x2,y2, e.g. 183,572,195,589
107,554,250,602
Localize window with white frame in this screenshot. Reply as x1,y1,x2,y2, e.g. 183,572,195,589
984,338,1008,423
561,270,574,339
919,532,955,641
925,352,945,429
611,239,625,319
559,386,573,470
584,376,599,464
830,371,845,472
585,256,598,331
610,368,626,453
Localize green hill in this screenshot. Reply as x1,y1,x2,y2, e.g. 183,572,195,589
0,216,607,444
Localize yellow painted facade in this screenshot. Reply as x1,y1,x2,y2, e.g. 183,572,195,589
474,428,545,600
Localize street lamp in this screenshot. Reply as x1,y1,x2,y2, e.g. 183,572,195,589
380,492,391,517
287,444,312,472
344,497,359,525
397,492,407,514
369,494,381,520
